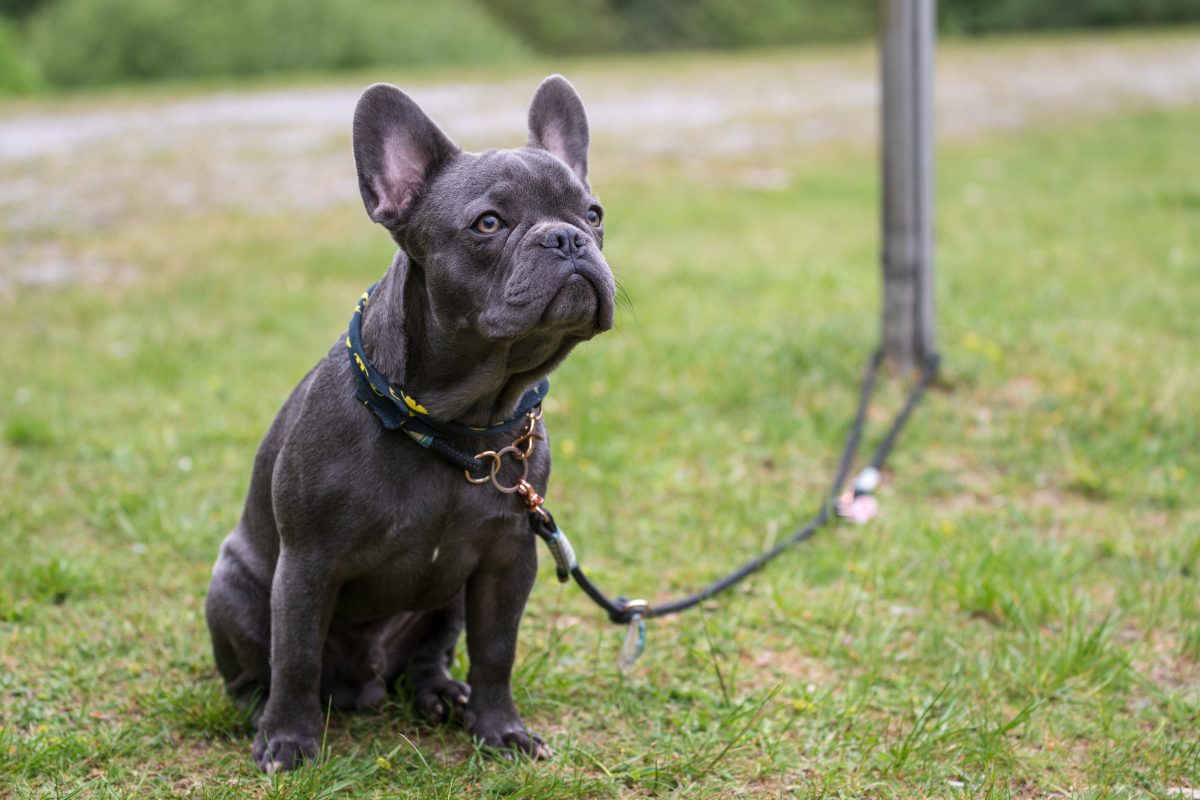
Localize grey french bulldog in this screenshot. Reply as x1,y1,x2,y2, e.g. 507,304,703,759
204,75,615,773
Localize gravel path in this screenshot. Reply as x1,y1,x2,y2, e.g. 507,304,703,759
2,33,1199,287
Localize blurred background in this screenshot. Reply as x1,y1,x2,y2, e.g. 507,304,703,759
2,0,1200,91
2,2,1198,797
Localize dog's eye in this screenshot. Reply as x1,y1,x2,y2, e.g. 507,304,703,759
586,207,603,228
472,213,504,235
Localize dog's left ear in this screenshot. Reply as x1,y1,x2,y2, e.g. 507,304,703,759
353,83,460,232
527,75,590,185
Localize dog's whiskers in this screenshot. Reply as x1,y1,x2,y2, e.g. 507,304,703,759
614,279,637,323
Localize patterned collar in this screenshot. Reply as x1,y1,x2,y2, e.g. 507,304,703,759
345,284,549,447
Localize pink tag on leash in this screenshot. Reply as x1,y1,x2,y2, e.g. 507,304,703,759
836,492,879,525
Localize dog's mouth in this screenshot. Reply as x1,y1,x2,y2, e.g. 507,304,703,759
480,262,615,342
541,270,615,335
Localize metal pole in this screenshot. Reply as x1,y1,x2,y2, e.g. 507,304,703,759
880,0,936,372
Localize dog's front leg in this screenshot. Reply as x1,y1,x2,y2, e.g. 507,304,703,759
463,539,550,758
252,548,335,773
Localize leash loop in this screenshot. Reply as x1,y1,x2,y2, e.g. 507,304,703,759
529,510,576,582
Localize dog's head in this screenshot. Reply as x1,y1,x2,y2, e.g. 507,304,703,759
353,76,615,379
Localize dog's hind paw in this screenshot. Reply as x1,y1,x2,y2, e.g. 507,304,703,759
413,676,470,724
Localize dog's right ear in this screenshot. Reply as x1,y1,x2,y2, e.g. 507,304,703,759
353,84,459,231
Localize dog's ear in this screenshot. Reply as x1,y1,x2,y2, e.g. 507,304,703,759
353,83,459,230
527,75,590,185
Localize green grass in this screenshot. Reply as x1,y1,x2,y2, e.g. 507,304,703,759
1,91,1198,797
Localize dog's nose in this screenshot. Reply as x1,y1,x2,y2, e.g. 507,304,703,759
540,227,588,259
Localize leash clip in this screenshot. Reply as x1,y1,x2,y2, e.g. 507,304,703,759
616,599,648,675
542,522,577,583
837,466,881,525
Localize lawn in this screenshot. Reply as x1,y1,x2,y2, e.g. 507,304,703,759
1,63,1198,797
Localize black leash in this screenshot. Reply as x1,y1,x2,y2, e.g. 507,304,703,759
346,286,940,670
528,348,939,668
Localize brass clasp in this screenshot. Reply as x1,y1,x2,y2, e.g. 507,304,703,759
463,410,547,516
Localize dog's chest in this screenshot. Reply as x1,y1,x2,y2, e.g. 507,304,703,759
330,480,534,621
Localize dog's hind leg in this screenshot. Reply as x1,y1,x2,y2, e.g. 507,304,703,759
408,595,470,724
205,538,272,723
371,592,469,724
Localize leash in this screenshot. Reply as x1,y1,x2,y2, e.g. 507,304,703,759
347,287,940,672
526,348,939,670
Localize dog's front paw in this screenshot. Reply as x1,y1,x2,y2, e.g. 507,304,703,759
467,713,552,759
252,730,320,773
413,675,470,724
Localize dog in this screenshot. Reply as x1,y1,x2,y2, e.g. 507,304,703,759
204,75,615,773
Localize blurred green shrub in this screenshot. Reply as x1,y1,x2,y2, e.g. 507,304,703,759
0,0,50,20
26,0,528,87
6,0,1200,91
618,0,873,50
483,0,623,55
483,0,873,54
0,17,39,93
483,0,1200,54
940,0,1200,34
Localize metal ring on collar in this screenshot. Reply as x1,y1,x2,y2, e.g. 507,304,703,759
488,446,530,493
464,450,500,484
